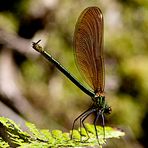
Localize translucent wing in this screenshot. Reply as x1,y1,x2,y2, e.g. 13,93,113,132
74,7,104,94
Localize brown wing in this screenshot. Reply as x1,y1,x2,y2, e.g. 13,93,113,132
74,7,104,94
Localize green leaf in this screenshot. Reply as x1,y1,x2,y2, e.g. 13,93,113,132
0,117,125,147
25,122,48,141
0,137,9,148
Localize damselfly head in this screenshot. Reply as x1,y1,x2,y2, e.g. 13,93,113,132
104,106,112,114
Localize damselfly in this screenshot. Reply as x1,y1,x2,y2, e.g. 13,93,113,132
32,6,111,142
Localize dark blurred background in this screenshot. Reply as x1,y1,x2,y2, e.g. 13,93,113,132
0,0,147,147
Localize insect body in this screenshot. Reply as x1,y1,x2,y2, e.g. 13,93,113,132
32,6,111,143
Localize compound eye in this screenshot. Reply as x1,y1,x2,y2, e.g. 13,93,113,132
104,106,112,114
108,107,112,114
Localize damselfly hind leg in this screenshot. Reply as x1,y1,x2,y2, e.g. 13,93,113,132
71,106,96,142
71,107,92,140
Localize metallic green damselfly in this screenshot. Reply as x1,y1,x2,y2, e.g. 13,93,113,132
32,6,111,143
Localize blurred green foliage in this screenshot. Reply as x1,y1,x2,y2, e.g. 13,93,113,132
0,0,148,147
